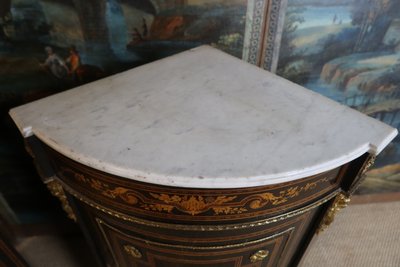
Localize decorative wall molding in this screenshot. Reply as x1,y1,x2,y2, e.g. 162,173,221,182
243,0,288,72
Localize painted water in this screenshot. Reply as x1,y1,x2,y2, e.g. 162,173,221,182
105,0,140,62
280,1,400,194
305,77,356,103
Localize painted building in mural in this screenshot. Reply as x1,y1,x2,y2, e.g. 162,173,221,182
278,0,400,194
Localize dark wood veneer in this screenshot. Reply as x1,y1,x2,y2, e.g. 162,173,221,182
23,136,371,267
43,144,345,223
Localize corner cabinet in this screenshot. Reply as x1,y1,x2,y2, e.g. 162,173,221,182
10,46,397,267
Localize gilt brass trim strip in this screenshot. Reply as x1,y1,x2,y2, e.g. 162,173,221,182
96,217,294,250
58,178,340,231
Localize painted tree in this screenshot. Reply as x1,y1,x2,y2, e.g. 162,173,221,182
277,6,305,72
352,0,400,52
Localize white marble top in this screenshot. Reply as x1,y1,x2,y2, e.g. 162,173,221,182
10,46,397,188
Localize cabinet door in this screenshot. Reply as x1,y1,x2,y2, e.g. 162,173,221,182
96,217,293,267
68,196,323,267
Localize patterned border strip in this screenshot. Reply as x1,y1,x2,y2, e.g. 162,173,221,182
262,0,287,72
59,178,340,231
244,0,287,72
244,0,267,65
60,165,330,217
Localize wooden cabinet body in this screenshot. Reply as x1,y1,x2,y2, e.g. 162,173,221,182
26,138,372,267
10,46,397,266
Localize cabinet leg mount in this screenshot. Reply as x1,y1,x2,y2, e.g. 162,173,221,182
316,193,350,234
46,178,77,222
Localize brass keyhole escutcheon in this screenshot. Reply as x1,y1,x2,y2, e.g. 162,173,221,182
250,249,269,263
124,245,142,259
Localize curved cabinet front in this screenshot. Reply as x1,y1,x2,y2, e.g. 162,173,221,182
65,182,327,267
26,141,367,267
90,211,315,267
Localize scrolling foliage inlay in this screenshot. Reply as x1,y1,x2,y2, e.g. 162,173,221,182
61,167,329,216
249,178,329,209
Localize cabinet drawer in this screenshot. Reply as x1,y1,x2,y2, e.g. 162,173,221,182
97,217,291,267
69,196,323,267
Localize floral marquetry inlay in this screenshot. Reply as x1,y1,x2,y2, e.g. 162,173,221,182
60,166,331,217
145,194,246,215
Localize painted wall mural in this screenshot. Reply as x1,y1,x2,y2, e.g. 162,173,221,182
2,0,397,226
277,0,400,194
1,0,248,95
0,0,252,224
0,0,287,224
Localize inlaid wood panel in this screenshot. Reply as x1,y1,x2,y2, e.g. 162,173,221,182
43,144,347,223
68,195,322,267
22,139,372,267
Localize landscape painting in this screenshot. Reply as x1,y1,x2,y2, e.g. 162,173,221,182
1,0,248,99
0,0,248,224
277,0,400,194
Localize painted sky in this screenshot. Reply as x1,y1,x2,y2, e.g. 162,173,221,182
297,5,352,29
